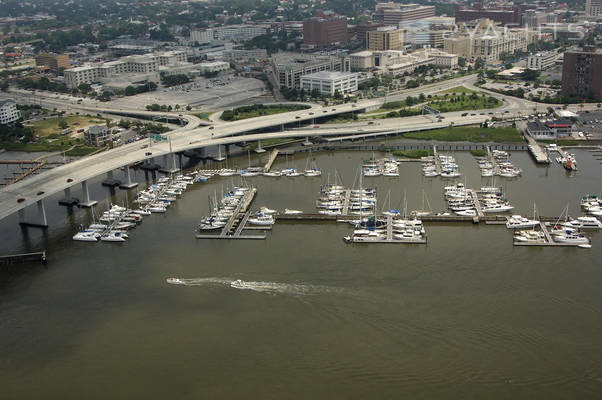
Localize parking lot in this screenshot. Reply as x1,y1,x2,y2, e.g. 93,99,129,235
577,111,602,140
105,75,267,110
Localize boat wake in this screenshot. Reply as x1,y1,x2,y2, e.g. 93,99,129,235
166,277,340,296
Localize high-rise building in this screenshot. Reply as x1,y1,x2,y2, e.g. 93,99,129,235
373,3,435,25
455,2,526,26
35,52,70,74
0,99,21,125
367,27,405,51
303,11,348,47
586,0,602,16
356,22,385,45
561,47,602,99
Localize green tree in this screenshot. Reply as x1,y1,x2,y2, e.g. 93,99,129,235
58,119,68,129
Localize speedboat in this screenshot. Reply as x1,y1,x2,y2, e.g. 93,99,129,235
230,279,249,289
506,215,539,229
166,278,184,284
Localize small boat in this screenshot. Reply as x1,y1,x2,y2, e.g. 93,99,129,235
554,233,590,244
100,231,127,242
259,206,277,215
72,231,99,242
283,209,303,214
562,216,602,229
304,169,322,177
166,278,184,284
514,230,545,243
456,209,477,216
263,171,282,177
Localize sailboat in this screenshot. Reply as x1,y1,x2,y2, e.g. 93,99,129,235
304,150,321,176
411,190,432,217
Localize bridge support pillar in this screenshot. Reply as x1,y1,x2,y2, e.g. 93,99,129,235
18,209,25,224
160,154,179,174
120,166,138,189
37,200,48,226
303,136,312,146
79,180,97,207
255,139,266,153
59,187,79,206
102,170,121,187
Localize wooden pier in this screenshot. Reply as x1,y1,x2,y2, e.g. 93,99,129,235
263,149,279,172
433,145,442,174
341,189,352,216
196,188,267,240
525,136,550,164
0,250,47,266
469,189,484,218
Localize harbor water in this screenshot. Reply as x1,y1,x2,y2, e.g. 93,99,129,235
1,147,601,399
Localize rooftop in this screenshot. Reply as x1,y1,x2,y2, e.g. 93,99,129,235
302,71,357,80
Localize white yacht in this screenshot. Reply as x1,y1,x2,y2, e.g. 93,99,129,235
248,214,275,226
506,215,539,229
482,203,514,213
456,209,477,217
72,231,99,242
514,230,545,243
100,232,127,242
562,217,602,229
554,233,590,245
259,206,277,215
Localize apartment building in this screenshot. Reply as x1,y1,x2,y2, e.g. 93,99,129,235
586,0,602,16
213,25,269,42
561,47,602,99
84,125,111,146
190,29,214,43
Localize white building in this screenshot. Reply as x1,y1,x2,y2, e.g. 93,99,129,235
0,99,20,125
300,71,358,96
350,51,374,70
213,25,269,42
64,51,188,87
190,29,214,43
527,52,557,70
349,48,457,73
197,61,230,74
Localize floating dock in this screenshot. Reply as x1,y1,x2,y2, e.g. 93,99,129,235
0,250,47,266
196,188,266,240
525,136,550,164
513,222,588,247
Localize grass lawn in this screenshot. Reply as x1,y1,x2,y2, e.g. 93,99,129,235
0,141,100,156
221,104,310,121
470,149,488,157
392,149,434,158
436,86,478,95
403,127,524,143
193,112,211,120
28,115,106,136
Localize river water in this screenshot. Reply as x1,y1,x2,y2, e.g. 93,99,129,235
1,146,601,399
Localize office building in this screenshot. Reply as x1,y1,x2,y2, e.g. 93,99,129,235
0,99,20,125
271,52,349,88
373,3,435,25
455,3,522,26
213,25,270,42
300,71,358,96
367,26,405,51
561,47,602,99
35,52,70,74
356,22,385,45
303,11,348,47
527,52,556,70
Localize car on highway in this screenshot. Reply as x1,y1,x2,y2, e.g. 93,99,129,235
141,144,148,149
17,197,25,203
461,112,468,116
67,178,73,183
145,152,152,156
504,110,509,113
309,112,314,115
332,108,336,111
295,116,300,119
209,126,214,130
323,110,327,113
313,126,320,128
37,191,44,196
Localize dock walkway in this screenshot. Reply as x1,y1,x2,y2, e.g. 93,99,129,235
263,149,279,172
469,190,484,218
525,136,550,164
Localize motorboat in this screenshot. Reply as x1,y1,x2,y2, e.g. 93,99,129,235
562,216,602,229
304,169,322,177
506,215,539,229
248,214,275,226
283,209,303,214
514,230,545,243
482,203,514,213
166,278,184,284
456,209,477,217
132,209,151,216
553,233,590,244
259,206,277,215
263,171,282,177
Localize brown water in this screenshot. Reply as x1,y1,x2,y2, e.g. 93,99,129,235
1,147,601,399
